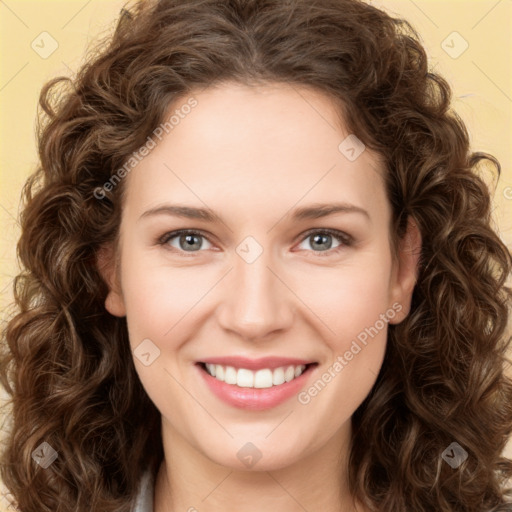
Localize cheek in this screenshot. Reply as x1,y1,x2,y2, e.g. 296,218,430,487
119,253,212,347
293,264,392,423
290,252,393,399
292,258,394,344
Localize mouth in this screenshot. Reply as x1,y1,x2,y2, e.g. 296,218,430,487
195,360,319,410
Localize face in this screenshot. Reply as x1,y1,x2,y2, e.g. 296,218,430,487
101,82,420,471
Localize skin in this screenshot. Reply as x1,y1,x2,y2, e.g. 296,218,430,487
99,82,421,512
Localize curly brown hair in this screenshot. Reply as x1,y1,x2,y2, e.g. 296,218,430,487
1,0,511,511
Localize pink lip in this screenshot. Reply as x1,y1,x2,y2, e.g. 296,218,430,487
196,362,317,411
199,356,315,371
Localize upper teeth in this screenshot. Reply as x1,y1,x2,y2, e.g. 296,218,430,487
205,364,307,388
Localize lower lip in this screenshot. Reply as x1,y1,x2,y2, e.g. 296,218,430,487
196,363,317,411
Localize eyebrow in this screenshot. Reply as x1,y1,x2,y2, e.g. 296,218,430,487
139,202,370,223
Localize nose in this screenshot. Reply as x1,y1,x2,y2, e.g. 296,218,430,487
216,244,294,342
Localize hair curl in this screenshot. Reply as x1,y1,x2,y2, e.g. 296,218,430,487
1,0,511,510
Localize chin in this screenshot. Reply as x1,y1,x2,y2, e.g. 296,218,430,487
191,437,297,471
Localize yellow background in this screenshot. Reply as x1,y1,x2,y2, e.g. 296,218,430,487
1,0,511,508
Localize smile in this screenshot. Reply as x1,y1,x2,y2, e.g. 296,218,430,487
195,358,318,410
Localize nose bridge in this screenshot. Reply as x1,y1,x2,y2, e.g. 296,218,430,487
217,235,292,340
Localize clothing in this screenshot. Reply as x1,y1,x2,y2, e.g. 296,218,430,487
131,469,154,512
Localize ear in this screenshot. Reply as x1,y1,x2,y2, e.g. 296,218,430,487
96,244,126,317
388,216,422,324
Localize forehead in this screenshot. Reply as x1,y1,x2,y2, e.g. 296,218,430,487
122,82,388,225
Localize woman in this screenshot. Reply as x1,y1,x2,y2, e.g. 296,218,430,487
1,0,511,511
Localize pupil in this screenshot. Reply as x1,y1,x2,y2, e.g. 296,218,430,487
182,234,201,250
312,234,331,250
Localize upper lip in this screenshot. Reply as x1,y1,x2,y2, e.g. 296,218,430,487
198,356,316,371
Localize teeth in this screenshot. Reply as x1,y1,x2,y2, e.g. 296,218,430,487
237,368,254,387
254,369,273,388
204,363,307,388
272,367,285,385
224,366,237,384
206,363,216,377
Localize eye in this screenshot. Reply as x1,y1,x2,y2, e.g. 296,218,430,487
295,228,352,256
159,229,213,253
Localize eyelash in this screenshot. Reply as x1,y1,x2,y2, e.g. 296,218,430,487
157,228,353,258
